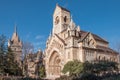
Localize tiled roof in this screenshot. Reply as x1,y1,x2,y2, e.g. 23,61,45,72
79,30,89,42
92,34,108,43
96,45,118,54
58,5,70,12
79,30,108,43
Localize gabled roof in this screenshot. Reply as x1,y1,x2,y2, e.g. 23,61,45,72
78,30,89,42
78,30,108,43
55,34,66,45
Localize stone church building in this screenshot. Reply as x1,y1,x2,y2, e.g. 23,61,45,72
44,4,119,78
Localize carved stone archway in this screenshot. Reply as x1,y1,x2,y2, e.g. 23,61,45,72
48,51,61,77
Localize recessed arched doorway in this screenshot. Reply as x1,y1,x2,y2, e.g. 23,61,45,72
49,51,61,77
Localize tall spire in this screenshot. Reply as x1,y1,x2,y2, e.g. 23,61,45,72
14,24,17,33
70,14,76,30
11,24,19,41
56,3,58,6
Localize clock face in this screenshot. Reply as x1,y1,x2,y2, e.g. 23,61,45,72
55,16,59,25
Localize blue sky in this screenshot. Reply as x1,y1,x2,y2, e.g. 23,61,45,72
0,0,120,51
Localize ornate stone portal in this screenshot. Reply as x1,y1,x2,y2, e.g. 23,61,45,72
45,37,64,78
49,51,61,77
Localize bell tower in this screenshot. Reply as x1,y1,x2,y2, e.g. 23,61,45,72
53,4,71,34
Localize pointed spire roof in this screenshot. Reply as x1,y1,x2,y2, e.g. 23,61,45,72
70,16,76,30
11,24,20,42
76,25,80,31
14,24,17,33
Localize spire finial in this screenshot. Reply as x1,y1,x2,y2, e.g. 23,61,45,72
71,14,73,21
56,3,58,6
14,24,17,33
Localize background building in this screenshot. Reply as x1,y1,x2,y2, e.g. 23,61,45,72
24,49,43,78
8,26,44,78
8,26,22,66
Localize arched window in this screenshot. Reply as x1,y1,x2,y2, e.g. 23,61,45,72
64,16,67,22
68,31,70,37
55,16,59,24
75,30,77,36
98,56,101,60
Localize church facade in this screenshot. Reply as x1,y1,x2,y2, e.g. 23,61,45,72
44,5,119,78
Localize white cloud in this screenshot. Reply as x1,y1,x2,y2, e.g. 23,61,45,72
33,41,46,51
35,35,44,40
34,41,45,46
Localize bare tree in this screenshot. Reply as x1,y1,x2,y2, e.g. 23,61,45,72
22,41,34,58
22,41,34,76
0,35,6,74
0,35,6,54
